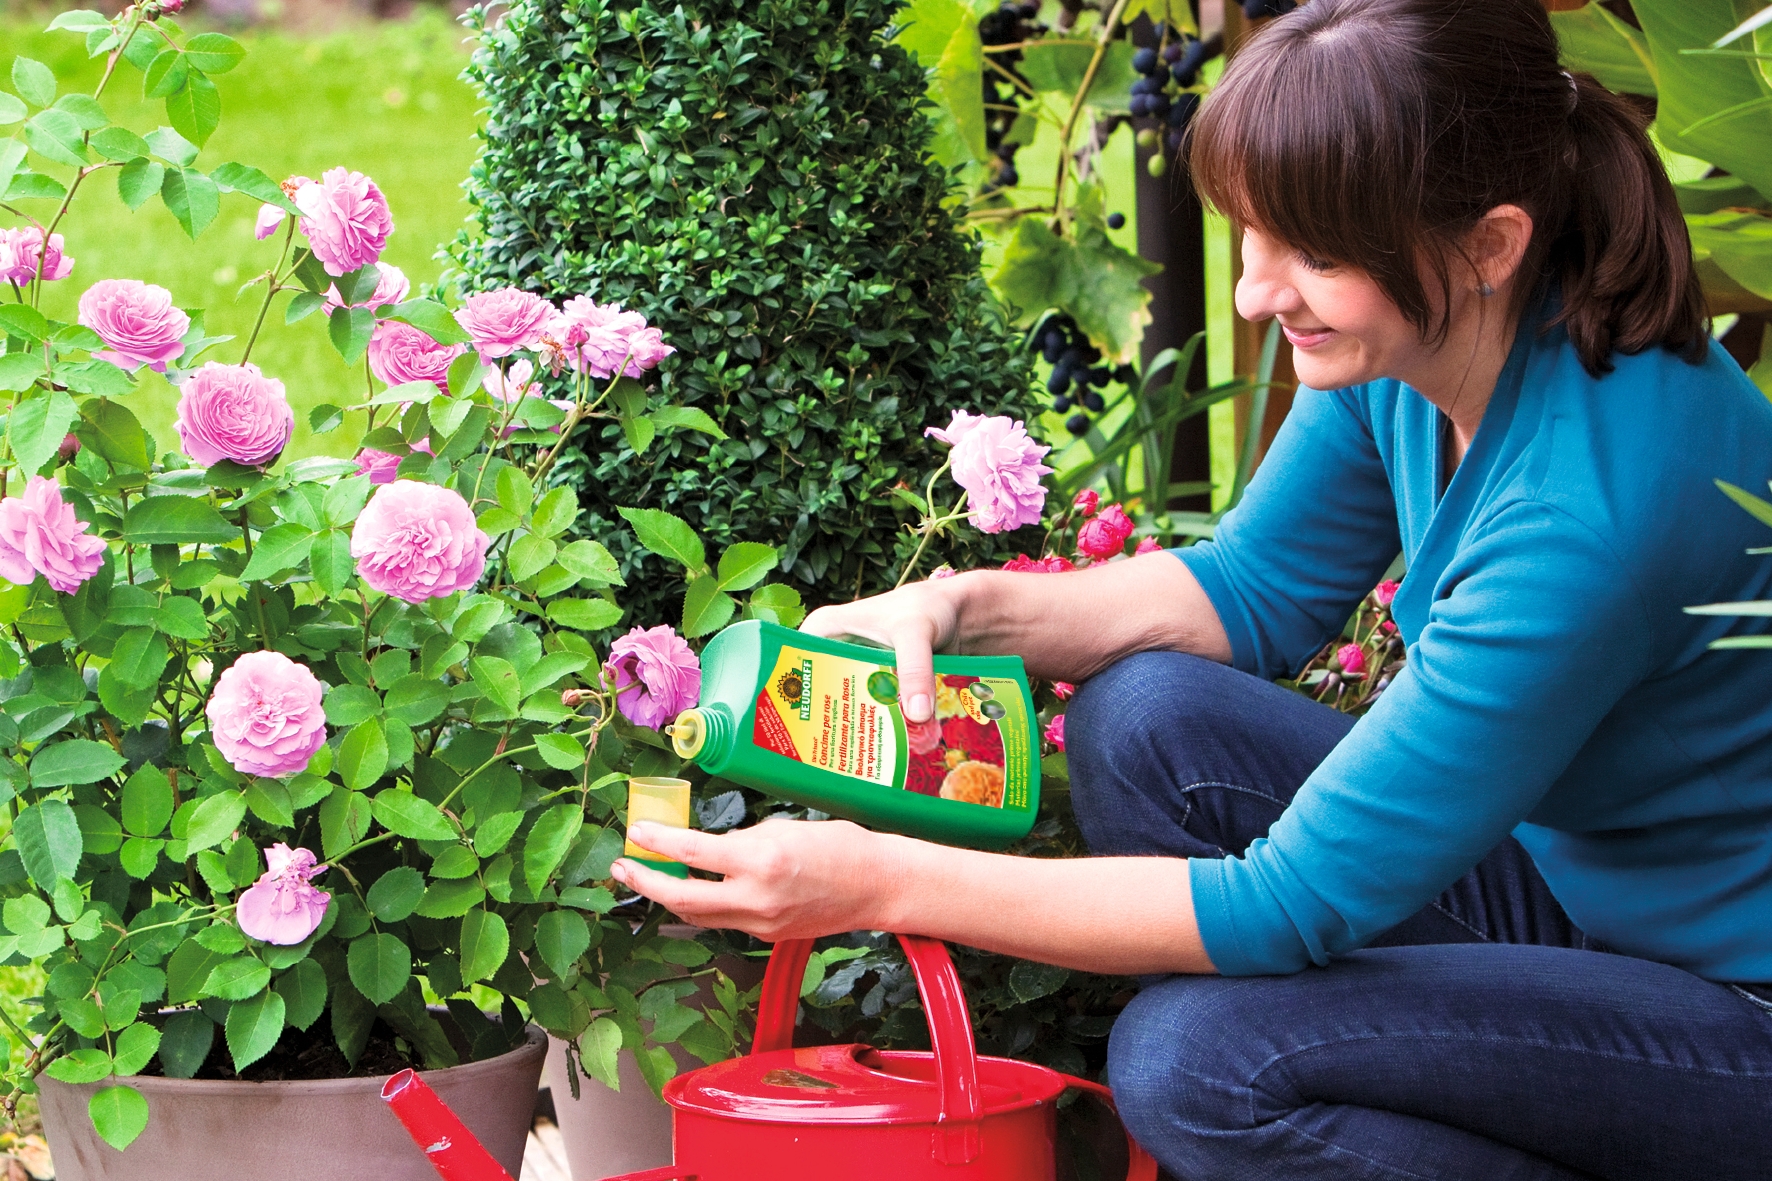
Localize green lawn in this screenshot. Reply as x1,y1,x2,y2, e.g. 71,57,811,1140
6,8,483,460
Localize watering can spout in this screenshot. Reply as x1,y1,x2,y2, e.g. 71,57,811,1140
381,1067,516,1181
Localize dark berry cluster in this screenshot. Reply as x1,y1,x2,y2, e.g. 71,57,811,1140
1128,24,1213,177
979,1,1045,193
1031,313,1138,436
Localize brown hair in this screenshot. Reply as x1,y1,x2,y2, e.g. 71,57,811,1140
1188,0,1706,377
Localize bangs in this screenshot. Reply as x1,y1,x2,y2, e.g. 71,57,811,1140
1187,11,1463,339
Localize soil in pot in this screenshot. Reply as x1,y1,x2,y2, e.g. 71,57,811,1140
38,1017,546,1181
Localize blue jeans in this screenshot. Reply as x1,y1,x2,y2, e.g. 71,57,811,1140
1066,651,1772,1181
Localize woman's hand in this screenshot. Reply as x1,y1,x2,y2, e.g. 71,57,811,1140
609,818,902,942
801,580,962,723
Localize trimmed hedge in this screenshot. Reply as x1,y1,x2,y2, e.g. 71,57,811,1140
452,0,1040,622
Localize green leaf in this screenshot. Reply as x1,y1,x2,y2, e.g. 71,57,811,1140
0,351,43,394
117,157,164,210
79,398,151,470
338,718,389,791
647,405,727,440
123,495,236,544
183,791,245,855
370,789,454,840
682,574,737,638
621,415,656,455
991,214,1159,366
446,351,484,399
524,802,583,895
618,507,705,571
328,305,376,366
383,675,451,727
121,765,173,837
244,778,293,828
309,530,353,597
9,388,77,477
32,739,124,788
319,787,372,860
48,10,113,33
1007,959,1070,1003
108,627,170,690
224,988,286,1072
1636,5,1772,204
324,684,381,728
275,959,327,1031
203,957,271,1001
165,68,219,147
747,583,806,629
384,298,472,345
413,877,485,918
546,598,624,631
156,595,209,641
347,932,411,1006
495,466,534,515
473,812,523,859
183,32,246,75
158,1010,213,1078
366,865,425,922
716,542,779,592
534,732,586,771
53,94,107,132
144,125,197,166
530,487,579,539
0,142,24,201
459,909,509,984
558,885,617,913
507,534,556,582
1548,3,1655,95
12,58,56,109
161,165,219,240
111,1021,161,1076
240,522,314,580
580,1015,622,1091
893,0,987,162
1718,479,1772,530
0,95,21,127
533,909,592,978
45,1047,113,1084
430,845,478,879
14,799,81,887
556,539,624,586
89,125,150,162
143,49,188,99
470,655,522,717
87,1085,149,1151
0,304,47,343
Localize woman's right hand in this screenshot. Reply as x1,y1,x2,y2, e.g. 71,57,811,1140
801,578,964,723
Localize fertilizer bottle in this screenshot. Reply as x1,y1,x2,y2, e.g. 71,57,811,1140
668,620,1040,849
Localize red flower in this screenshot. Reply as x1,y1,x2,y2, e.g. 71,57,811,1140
1052,681,1075,700
1076,504,1135,559
1003,553,1076,574
1336,643,1367,678
1373,580,1400,606
1044,714,1065,751
1072,489,1100,517
1134,536,1162,555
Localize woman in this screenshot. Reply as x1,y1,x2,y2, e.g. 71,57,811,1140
610,1,1772,1175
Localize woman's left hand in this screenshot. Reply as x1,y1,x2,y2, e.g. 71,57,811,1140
609,818,900,942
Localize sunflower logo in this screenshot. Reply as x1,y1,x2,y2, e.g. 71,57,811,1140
776,670,805,707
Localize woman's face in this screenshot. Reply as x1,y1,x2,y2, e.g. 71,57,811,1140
1235,226,1437,392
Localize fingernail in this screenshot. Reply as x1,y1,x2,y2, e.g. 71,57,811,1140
906,693,932,722
610,861,629,883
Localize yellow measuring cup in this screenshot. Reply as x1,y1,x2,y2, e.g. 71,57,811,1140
624,777,692,879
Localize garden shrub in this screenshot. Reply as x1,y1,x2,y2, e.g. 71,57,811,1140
451,0,1040,624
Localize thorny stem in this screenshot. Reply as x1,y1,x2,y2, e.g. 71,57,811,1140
239,508,271,642
896,491,970,589
240,218,297,364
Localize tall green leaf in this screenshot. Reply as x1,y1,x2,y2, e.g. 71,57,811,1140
459,909,509,984
224,988,286,1072
87,1085,150,1151
13,799,81,887
617,507,705,571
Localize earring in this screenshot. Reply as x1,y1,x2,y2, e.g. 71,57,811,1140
1477,282,1494,297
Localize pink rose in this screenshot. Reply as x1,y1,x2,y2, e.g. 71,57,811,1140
0,227,74,286
1002,553,1075,574
350,480,489,603
927,564,958,580
1044,714,1065,751
254,204,286,240
292,167,393,277
455,288,555,360
1052,681,1075,700
1076,503,1135,559
1336,643,1367,678
77,278,189,373
925,411,1051,534
907,713,943,755
1381,620,1397,634
485,358,543,403
367,319,463,394
354,441,432,485
1072,489,1099,518
603,625,701,730
552,296,675,379
176,362,294,467
325,263,409,312
0,476,105,594
1134,536,1162,555
1374,579,1400,607
206,651,328,778
236,843,331,945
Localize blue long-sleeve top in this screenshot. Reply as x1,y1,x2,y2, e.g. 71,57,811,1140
1176,315,1772,980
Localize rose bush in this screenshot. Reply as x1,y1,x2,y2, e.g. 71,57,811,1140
0,9,801,1155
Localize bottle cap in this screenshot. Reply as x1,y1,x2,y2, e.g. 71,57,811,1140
669,709,707,758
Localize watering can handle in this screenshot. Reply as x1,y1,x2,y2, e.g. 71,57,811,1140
1057,1073,1161,1181
593,1169,700,1181
755,934,984,1163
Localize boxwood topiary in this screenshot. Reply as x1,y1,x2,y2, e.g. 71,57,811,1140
451,0,1041,623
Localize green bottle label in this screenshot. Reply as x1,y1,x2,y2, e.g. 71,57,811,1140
751,644,1031,811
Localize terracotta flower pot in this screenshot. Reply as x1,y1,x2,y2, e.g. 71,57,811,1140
36,1025,547,1181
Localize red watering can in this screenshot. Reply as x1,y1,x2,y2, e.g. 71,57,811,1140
600,934,1158,1181
382,1068,516,1181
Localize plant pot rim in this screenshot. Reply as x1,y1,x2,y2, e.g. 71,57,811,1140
38,1024,547,1099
